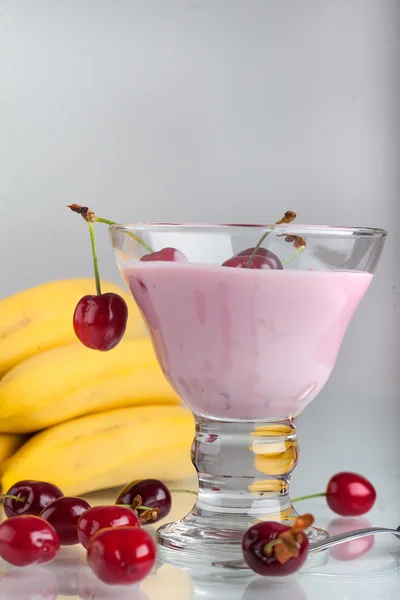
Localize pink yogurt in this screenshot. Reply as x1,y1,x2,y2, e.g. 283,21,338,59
121,263,372,420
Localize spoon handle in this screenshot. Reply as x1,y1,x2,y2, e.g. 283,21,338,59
212,526,400,570
310,527,400,553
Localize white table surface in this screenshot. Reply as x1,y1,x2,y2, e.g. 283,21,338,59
0,475,399,600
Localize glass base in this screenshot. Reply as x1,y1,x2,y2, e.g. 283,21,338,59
156,416,328,574
157,514,328,574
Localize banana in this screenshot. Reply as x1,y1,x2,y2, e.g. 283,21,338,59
0,434,27,467
0,337,180,433
0,278,145,375
0,405,195,496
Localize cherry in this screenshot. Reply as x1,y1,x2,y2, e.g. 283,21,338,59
40,496,91,545
73,292,128,351
222,247,283,269
0,515,60,567
87,526,156,585
77,504,140,549
242,514,312,576
140,247,188,262
116,478,171,523
3,480,64,519
292,472,376,517
326,472,376,516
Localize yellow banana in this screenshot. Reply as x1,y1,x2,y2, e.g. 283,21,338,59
1,405,195,496
0,337,180,433
0,434,27,467
0,278,145,375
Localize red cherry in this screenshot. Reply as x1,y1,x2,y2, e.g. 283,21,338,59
0,515,60,567
3,480,64,519
222,247,283,269
73,292,128,351
115,478,171,523
326,472,376,516
77,504,140,549
242,521,309,576
87,526,156,585
140,247,188,262
40,496,91,545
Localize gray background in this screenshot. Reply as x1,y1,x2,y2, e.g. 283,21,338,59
1,1,399,490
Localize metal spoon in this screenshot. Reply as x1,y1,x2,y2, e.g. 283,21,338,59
309,526,400,553
212,526,400,570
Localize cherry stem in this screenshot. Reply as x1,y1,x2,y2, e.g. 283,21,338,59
93,217,154,255
291,492,326,503
246,211,297,269
170,489,197,495
263,538,282,556
67,204,154,255
281,245,306,265
88,221,102,296
0,494,26,503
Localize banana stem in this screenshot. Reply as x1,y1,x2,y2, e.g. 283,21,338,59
88,221,102,296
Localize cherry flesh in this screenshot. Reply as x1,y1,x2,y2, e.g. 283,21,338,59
87,526,156,585
3,480,64,519
140,247,188,263
77,504,140,549
0,515,60,567
222,247,283,269
116,478,171,523
40,496,91,545
326,472,376,516
242,521,309,576
73,292,128,351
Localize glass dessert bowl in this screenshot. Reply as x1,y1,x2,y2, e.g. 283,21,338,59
110,221,386,572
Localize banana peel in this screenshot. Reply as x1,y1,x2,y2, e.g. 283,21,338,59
0,405,195,496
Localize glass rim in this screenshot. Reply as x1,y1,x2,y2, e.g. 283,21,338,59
109,222,387,239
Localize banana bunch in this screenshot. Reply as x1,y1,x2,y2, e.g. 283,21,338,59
1,405,194,496
0,279,195,494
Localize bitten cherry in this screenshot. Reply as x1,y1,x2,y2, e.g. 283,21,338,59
116,478,171,523
87,526,156,585
73,292,128,351
0,515,60,567
242,514,312,576
222,247,283,270
140,247,188,263
40,496,91,545
3,480,64,519
326,472,376,516
77,504,140,549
